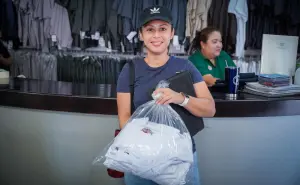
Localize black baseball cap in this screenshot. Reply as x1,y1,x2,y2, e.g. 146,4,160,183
139,6,173,28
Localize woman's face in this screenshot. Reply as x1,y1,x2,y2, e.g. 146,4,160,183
139,20,174,55
201,31,223,58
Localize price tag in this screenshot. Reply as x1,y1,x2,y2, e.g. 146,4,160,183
80,31,85,39
121,41,125,53
51,35,57,42
107,41,112,52
95,32,100,40
99,36,105,47
127,31,137,41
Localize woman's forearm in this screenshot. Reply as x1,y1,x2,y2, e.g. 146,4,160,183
118,114,131,129
184,96,216,118
203,75,217,87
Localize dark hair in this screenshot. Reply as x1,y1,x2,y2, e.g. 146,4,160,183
188,27,220,55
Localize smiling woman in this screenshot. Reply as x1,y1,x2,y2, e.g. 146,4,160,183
116,5,215,185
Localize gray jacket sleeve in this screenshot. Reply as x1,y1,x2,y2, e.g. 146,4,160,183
91,0,106,33
82,0,93,32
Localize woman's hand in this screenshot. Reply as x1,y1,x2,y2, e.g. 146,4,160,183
153,88,184,105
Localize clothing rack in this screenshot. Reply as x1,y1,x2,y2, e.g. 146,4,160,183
52,49,139,59
10,47,190,84
9,49,58,81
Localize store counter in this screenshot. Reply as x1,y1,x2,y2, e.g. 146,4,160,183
0,78,300,185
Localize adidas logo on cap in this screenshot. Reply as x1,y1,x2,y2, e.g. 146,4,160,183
150,7,160,14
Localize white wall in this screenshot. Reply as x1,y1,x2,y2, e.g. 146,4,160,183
0,106,299,185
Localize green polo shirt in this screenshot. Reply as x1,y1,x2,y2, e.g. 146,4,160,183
188,50,236,80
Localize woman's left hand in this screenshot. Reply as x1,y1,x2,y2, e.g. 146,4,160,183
153,88,185,105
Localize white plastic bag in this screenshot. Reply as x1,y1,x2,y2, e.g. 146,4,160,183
93,81,194,185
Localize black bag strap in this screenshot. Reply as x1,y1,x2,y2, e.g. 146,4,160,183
128,61,135,114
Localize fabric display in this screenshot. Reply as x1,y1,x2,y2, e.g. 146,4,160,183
56,52,140,84
246,0,300,51
10,0,72,52
186,0,212,41
93,81,194,185
235,55,261,74
228,0,248,58
208,0,237,53
64,0,188,53
2,0,300,79
258,74,290,87
9,49,57,80
9,49,144,84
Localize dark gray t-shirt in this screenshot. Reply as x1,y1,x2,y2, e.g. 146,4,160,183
117,56,204,109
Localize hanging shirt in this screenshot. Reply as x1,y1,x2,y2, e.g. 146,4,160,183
186,0,212,40
54,0,70,7
208,0,237,52
90,0,106,33
71,0,84,34
176,0,187,43
228,0,248,58
189,50,236,80
34,0,55,51
162,0,187,43
82,0,93,32
142,0,156,10
112,0,133,36
50,3,73,49
0,0,18,41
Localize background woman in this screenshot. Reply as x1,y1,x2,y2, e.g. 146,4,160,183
188,27,236,86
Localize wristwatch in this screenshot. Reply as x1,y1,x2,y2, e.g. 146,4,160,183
179,92,190,107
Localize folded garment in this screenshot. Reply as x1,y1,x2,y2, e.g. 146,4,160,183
239,72,256,79
103,118,193,185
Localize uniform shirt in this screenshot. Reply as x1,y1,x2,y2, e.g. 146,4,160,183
189,50,236,80
0,41,11,71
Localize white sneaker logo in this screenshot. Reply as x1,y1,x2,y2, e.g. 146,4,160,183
150,7,160,14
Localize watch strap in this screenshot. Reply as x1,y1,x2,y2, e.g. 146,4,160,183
179,92,189,106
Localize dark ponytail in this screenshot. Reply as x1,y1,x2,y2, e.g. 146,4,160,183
188,27,221,55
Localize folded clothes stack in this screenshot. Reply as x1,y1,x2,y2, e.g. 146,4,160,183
258,74,290,87
0,69,9,85
104,118,193,185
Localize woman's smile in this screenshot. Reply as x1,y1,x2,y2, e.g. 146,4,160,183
150,41,163,47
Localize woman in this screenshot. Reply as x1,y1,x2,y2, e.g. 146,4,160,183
188,27,236,86
117,6,215,185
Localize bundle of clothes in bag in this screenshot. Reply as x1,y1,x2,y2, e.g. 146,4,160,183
93,81,195,185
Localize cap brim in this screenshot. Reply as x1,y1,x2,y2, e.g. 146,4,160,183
140,16,172,28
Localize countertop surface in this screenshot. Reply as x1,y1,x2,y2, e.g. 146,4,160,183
1,78,300,117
